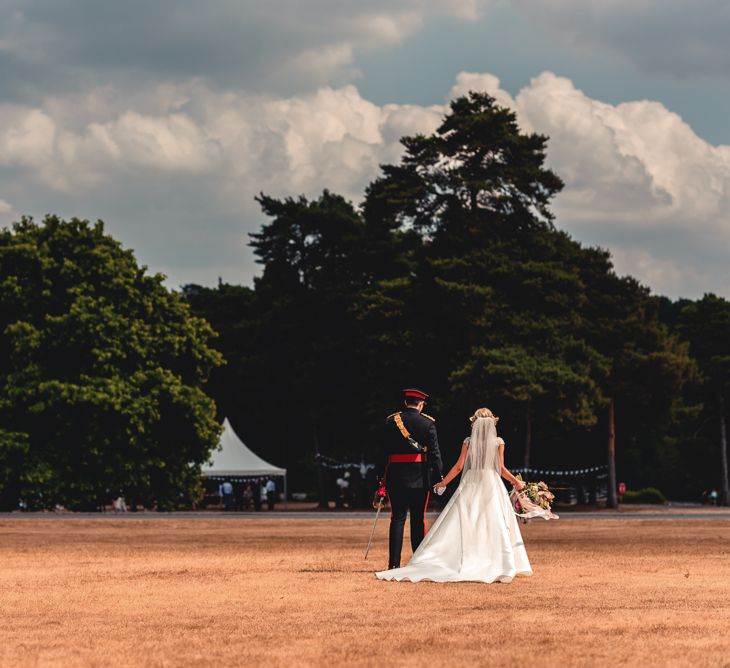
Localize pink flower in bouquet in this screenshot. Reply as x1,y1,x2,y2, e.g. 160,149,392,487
515,500,522,511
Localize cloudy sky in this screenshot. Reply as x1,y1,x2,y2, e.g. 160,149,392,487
1,1,729,298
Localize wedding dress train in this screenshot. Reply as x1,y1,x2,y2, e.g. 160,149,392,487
375,417,532,584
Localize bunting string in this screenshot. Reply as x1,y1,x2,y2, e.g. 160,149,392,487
512,465,608,477
315,453,375,473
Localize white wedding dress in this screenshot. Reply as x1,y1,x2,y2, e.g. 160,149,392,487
375,416,532,584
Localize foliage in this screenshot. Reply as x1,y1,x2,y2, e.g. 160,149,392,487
676,294,730,393
358,92,687,474
0,216,223,509
673,294,730,502
185,191,400,493
185,92,700,501
3,93,722,507
621,487,668,505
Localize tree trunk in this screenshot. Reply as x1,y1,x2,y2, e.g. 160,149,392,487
523,404,533,470
281,420,288,506
0,480,21,511
719,393,729,506
313,415,328,509
607,398,618,509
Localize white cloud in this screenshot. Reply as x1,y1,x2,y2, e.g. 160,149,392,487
85,111,221,172
0,71,728,298
0,106,55,167
506,72,730,296
0,82,444,285
445,71,730,296
609,247,713,301
2,82,444,201
449,72,516,110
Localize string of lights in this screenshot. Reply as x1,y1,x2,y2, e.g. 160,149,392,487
512,465,608,477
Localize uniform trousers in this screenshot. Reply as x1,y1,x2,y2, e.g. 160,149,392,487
387,485,430,569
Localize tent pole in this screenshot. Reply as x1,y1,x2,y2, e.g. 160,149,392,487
284,474,288,510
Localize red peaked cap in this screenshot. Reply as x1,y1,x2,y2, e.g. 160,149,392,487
403,388,429,401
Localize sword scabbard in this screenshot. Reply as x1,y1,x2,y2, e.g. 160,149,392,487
363,498,384,560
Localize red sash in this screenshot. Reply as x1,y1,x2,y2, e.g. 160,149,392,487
388,454,425,463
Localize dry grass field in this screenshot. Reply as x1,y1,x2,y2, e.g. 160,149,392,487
1,513,730,667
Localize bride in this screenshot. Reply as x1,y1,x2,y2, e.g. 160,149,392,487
375,408,532,584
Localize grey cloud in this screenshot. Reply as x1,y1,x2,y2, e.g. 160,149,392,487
0,0,486,104
514,1,730,78
1,0,728,299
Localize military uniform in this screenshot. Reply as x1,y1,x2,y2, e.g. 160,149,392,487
379,389,443,569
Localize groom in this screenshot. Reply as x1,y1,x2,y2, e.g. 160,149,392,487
380,388,443,569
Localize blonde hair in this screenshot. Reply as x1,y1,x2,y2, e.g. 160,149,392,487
469,407,498,424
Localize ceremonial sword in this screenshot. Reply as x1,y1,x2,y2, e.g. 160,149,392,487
363,493,385,560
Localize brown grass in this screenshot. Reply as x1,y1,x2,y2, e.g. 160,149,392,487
1,515,729,667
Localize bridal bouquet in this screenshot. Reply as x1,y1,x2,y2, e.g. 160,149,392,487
510,475,559,521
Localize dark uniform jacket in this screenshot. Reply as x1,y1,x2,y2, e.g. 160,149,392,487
379,407,444,489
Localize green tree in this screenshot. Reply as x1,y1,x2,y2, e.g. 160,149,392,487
677,294,730,505
0,216,223,510
450,343,604,468
576,256,696,506
248,191,383,456
364,91,564,238
187,191,408,504
185,92,704,506
360,91,606,466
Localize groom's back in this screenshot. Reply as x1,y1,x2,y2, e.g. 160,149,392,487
382,408,441,489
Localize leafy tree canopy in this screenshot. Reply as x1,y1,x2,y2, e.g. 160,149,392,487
0,216,223,510
185,92,709,502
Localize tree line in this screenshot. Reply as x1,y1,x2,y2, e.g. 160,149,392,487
1,92,728,508
184,93,729,505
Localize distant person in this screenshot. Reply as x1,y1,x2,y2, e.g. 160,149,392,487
709,488,719,506
113,495,128,513
243,483,253,510
335,475,348,508
343,471,353,506
221,480,234,510
266,479,277,511
336,472,352,508
253,480,262,511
